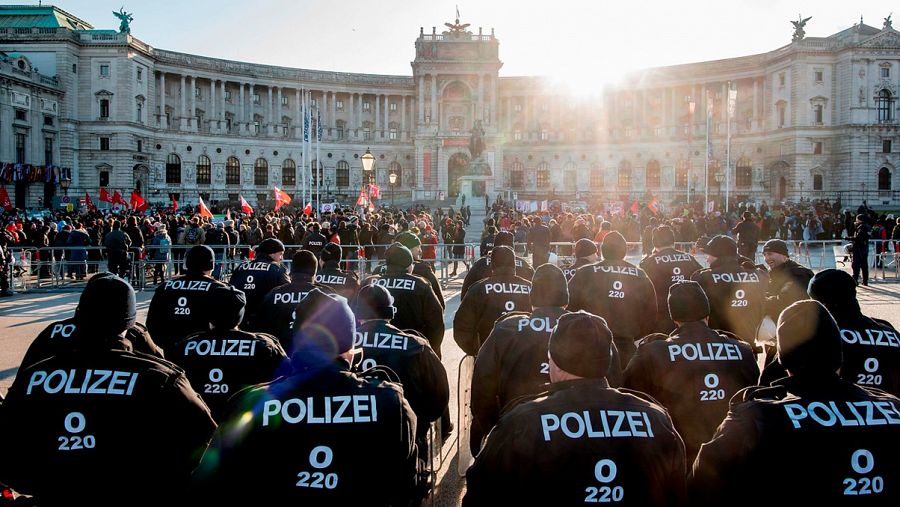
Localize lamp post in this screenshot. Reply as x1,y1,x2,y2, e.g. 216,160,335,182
361,147,375,210
687,98,695,206
715,171,725,209
389,170,397,208
60,178,70,196
799,180,805,202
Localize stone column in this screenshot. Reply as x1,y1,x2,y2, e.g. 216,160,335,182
752,78,759,131
209,79,216,132
159,72,167,128
430,74,437,125
669,87,677,136
384,95,390,132
179,75,187,130
358,93,364,130
418,76,425,123
220,80,226,122
506,97,512,131
267,86,273,133
330,91,337,132
374,93,380,138
189,76,196,131
491,75,498,126
295,88,302,139
239,83,245,133
721,82,727,124
478,74,484,121
400,95,406,137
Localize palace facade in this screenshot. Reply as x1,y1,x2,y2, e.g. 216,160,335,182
1,5,899,208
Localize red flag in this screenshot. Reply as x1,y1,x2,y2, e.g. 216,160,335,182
303,202,313,215
84,192,96,211
368,183,381,199
130,191,145,210
273,186,292,211
170,194,178,212
99,187,112,203
225,208,231,221
198,196,214,218
367,201,375,212
356,189,368,207
239,194,253,215
111,190,128,208
0,187,12,211
648,198,659,215
630,201,639,215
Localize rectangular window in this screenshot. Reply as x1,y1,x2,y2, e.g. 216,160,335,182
225,90,232,101
15,109,26,121
99,64,110,77
813,141,823,154
884,140,893,153
15,133,25,164
882,67,891,79
591,170,604,188
228,193,239,202
99,137,110,151
624,126,633,138
99,171,109,187
136,102,142,122
514,103,522,112
136,68,142,81
389,102,397,111
137,140,142,152
778,73,785,87
44,137,53,165
336,100,344,110
195,86,202,99
336,125,344,139
814,70,823,83
72,63,76,73
227,118,234,132
363,128,372,140
389,129,398,140
311,99,317,107
253,122,260,134
540,130,549,141
363,101,370,111
814,104,823,124
514,130,522,141
281,96,288,106
536,170,550,188
282,125,288,136
253,93,260,104
511,170,524,188
100,99,110,119
43,115,53,126
541,103,550,112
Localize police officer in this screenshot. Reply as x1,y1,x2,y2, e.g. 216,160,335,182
480,226,497,257
0,275,216,504
256,250,334,348
364,243,445,357
563,238,599,281
146,245,228,353
395,230,445,309
690,235,768,344
315,242,360,300
194,290,417,505
463,312,686,506
21,272,164,371
762,238,814,320
569,231,657,368
455,246,533,356
623,281,759,463
229,238,291,329
640,225,703,333
352,284,449,446
462,231,534,300
301,222,327,258
172,285,287,421
689,300,900,506
527,218,551,267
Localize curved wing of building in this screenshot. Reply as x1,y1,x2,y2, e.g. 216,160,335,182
0,5,898,209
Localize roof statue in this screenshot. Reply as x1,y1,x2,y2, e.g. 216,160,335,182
444,5,471,36
113,7,132,34
885,13,893,30
791,14,811,42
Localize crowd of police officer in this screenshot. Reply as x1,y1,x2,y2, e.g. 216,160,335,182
0,224,898,505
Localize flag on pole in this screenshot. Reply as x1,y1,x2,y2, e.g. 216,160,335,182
198,196,214,218
273,186,292,211
303,202,313,215
130,191,145,210
111,190,128,208
367,201,375,212
0,187,12,211
239,194,253,215
707,200,716,213
84,192,96,211
356,189,368,207
706,89,715,118
99,187,112,203
368,183,381,199
630,201,640,215
170,193,178,212
727,88,737,117
648,198,659,215
225,208,231,221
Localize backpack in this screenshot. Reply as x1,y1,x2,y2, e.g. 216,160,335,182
184,226,201,245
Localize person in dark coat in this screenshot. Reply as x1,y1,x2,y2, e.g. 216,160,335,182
731,211,759,262
844,214,871,286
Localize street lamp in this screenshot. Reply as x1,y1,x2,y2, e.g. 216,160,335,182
60,178,70,196
361,147,375,209
389,170,397,208
798,180,805,201
687,98,695,206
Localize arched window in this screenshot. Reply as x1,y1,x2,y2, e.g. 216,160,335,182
707,159,721,188
675,159,689,188
645,160,660,188
813,173,823,191
590,163,603,188
336,160,350,187
165,153,181,184
510,161,524,189
254,158,268,186
563,162,577,190
877,90,895,123
536,162,550,188
282,159,296,187
618,160,632,188
196,155,211,185
736,157,752,188
388,161,402,187
335,119,346,140
226,156,240,185
878,167,892,190
311,159,324,186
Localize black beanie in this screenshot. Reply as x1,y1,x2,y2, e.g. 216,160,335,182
490,245,516,270
808,269,860,316
291,289,356,366
494,231,515,248
185,245,215,273
75,275,136,336
353,284,396,320
385,243,414,268
701,235,737,258
208,285,246,329
652,226,676,248
600,231,627,261
531,264,569,307
256,238,285,258
548,311,613,379
763,239,789,257
574,238,598,259
321,242,342,262
394,231,421,250
291,250,319,275
668,281,710,322
776,300,843,375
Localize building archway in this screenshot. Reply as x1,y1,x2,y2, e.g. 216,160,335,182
133,164,149,194
448,152,469,197
441,81,474,133
768,161,790,202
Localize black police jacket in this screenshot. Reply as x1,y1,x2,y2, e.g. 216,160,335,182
689,374,900,507
569,259,658,368
301,231,327,257
145,273,228,353
255,274,335,349
172,328,287,422
375,260,446,308
690,256,769,344
563,257,594,281
623,321,759,463
0,338,216,505
461,254,535,299
364,268,445,357
21,319,163,371
194,360,417,506
764,259,814,320
463,378,686,507
527,223,550,254
639,248,703,333
354,320,449,439
229,259,291,329
479,233,495,258
454,270,532,356
315,261,360,300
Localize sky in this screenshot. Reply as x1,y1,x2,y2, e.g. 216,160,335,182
13,0,896,92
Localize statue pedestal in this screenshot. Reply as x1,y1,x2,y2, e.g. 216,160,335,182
457,175,494,208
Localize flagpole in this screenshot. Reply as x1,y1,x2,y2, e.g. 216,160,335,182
725,81,732,214
316,108,321,217
705,90,710,212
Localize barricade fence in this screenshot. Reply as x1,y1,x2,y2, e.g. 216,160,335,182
5,239,898,293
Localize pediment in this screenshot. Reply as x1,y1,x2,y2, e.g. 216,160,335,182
858,30,900,49
95,163,113,171
94,89,114,96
